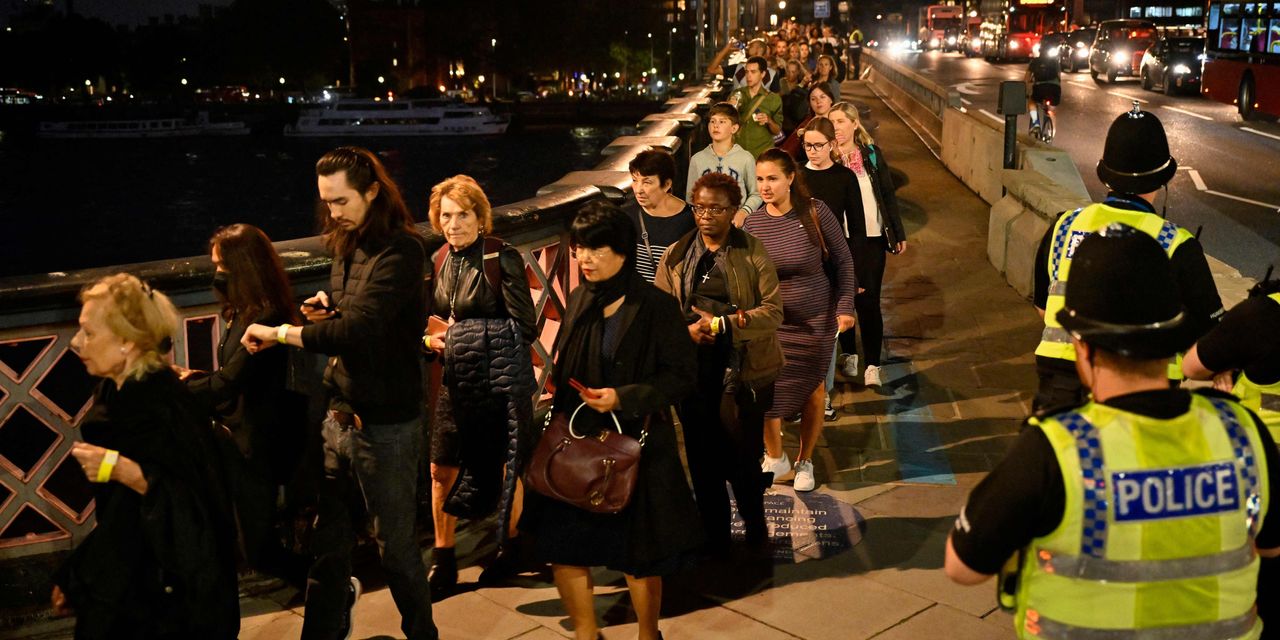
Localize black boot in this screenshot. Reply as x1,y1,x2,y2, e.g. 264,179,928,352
428,546,457,601
479,537,524,584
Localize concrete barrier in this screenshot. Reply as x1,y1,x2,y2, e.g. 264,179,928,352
989,169,1091,298
940,108,1006,205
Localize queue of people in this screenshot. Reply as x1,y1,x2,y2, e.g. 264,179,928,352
52,29,1280,639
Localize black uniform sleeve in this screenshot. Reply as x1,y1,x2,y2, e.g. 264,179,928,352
1033,225,1054,309
1169,238,1225,339
1197,296,1280,383
951,426,1066,575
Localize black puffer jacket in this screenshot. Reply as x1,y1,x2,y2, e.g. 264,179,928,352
433,238,537,345
438,317,536,542
301,229,428,424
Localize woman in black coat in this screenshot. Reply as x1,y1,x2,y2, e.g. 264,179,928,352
181,224,307,584
57,273,238,640
523,201,701,640
421,175,538,595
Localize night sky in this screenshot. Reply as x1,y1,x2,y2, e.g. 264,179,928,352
3,0,235,25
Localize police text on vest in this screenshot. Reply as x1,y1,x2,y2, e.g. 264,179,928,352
1112,462,1240,522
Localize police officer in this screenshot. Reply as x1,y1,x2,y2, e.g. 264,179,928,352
848,23,865,78
1032,103,1224,412
1183,270,1280,636
946,226,1280,639
1184,271,1280,437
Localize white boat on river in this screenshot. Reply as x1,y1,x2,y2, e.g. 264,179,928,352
285,98,510,136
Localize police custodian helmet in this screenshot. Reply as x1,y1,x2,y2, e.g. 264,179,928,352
1096,103,1179,195
1055,224,1197,359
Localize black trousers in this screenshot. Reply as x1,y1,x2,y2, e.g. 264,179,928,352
840,238,888,366
679,376,774,548
1033,356,1087,415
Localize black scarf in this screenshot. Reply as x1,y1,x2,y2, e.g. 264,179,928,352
555,267,638,415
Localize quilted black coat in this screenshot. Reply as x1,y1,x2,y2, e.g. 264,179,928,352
437,317,536,542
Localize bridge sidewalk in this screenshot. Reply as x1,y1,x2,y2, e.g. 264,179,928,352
14,78,1036,640
229,78,1033,640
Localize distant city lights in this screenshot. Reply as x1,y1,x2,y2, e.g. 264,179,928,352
278,77,286,85
180,78,188,85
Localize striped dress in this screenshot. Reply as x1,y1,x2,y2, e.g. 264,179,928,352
743,198,857,417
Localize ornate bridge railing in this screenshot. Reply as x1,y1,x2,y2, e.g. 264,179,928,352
0,81,726,616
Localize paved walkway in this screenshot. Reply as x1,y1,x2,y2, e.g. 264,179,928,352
223,78,1038,640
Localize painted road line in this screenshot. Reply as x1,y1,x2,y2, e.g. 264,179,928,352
1108,90,1148,103
1187,168,1208,191
1161,105,1213,121
1242,127,1280,142
1069,81,1097,90
1207,189,1279,209
979,108,1004,124
960,97,972,105
1184,168,1277,208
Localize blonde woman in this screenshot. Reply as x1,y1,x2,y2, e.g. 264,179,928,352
422,175,538,596
55,274,239,639
828,102,907,386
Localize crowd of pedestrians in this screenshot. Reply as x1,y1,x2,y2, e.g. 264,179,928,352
50,19,1280,640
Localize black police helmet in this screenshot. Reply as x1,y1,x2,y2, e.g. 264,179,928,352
1056,224,1197,359
1096,103,1178,195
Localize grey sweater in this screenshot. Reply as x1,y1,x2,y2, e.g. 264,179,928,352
686,142,763,216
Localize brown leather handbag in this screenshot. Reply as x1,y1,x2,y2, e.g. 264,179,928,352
523,403,646,514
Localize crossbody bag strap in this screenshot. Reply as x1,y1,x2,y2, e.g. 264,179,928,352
637,210,657,272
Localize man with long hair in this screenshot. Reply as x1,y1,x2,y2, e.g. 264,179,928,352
242,146,436,640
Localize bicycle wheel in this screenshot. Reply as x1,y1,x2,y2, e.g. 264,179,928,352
1043,116,1055,142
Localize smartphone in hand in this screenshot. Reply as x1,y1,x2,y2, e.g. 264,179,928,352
568,378,600,400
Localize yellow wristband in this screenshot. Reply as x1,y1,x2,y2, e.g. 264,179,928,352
277,324,292,345
96,449,119,483
423,335,432,349
710,316,722,335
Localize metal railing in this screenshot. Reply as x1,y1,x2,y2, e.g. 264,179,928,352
0,82,724,576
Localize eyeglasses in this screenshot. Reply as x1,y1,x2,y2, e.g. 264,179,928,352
802,141,830,151
572,246,613,261
691,204,733,218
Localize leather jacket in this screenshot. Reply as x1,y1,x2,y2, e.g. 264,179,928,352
432,237,538,345
654,227,785,388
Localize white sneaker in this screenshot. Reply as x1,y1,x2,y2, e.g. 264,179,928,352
339,576,362,640
823,395,837,421
864,364,882,386
841,353,860,378
762,452,791,480
793,459,816,492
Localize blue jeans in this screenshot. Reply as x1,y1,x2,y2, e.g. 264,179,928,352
302,413,437,640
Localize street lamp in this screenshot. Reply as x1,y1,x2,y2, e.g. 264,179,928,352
779,0,786,8
668,27,675,87
648,32,654,76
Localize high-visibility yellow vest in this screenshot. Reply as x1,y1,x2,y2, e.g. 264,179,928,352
1012,395,1269,640
1231,292,1280,441
1036,202,1195,380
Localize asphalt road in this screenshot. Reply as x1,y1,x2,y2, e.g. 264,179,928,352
893,50,1280,280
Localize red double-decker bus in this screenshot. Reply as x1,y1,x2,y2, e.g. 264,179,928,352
977,0,1070,61
1203,1,1280,118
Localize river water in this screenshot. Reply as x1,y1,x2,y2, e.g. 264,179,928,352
0,125,632,279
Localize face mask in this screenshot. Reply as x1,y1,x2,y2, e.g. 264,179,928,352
212,270,229,298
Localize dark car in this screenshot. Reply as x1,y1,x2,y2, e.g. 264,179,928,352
1141,36,1205,95
1060,28,1096,72
1089,19,1157,83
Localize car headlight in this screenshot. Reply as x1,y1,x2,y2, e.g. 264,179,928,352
1172,63,1192,75
947,36,957,45
1197,53,1207,61
1009,40,1020,50
930,38,941,48
1076,48,1089,58
1112,49,1129,64
1032,43,1041,56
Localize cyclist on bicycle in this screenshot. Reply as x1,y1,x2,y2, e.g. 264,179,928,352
1026,43,1062,137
